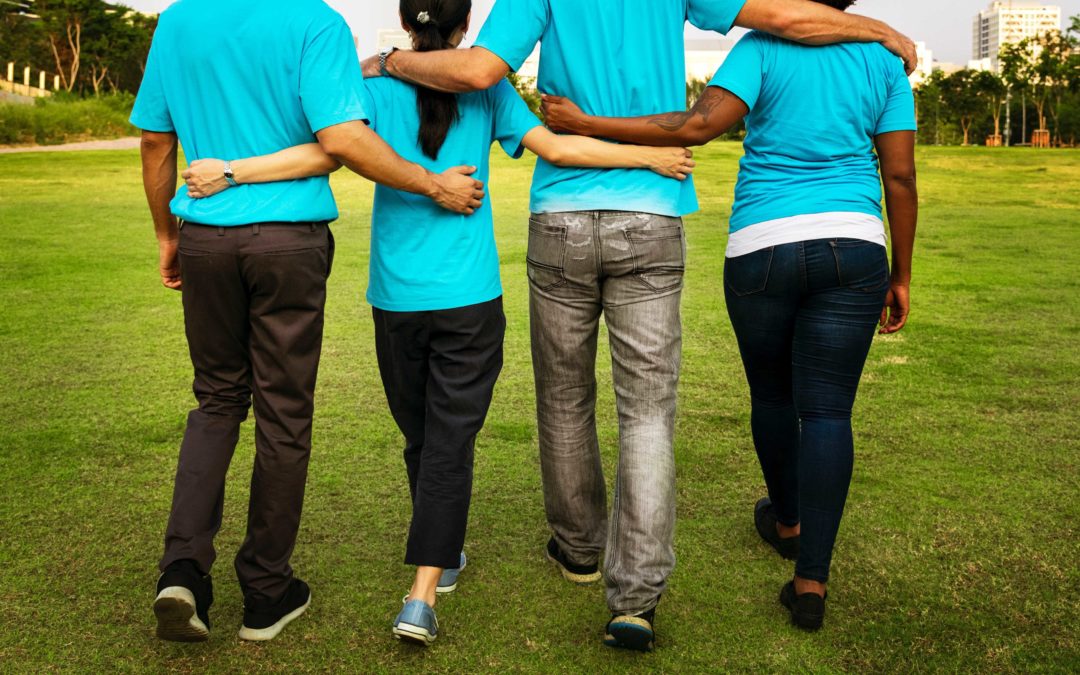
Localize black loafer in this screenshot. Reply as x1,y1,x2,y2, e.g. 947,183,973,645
779,581,826,631
238,578,311,642
754,497,799,561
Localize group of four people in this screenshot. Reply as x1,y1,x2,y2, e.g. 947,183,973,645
135,0,918,653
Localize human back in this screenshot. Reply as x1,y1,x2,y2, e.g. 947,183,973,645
134,0,362,225
714,33,915,230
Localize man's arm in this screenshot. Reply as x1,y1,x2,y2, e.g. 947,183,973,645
542,87,748,147
316,121,485,214
735,0,918,74
140,130,182,291
874,130,918,334
361,47,510,94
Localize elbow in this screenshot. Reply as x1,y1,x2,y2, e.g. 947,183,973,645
140,130,176,152
686,126,716,147
545,147,570,167
317,135,351,163
885,168,918,189
461,69,503,92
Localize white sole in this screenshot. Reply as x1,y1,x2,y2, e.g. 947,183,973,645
545,550,602,584
237,593,311,642
154,587,210,643
436,558,466,595
393,622,436,646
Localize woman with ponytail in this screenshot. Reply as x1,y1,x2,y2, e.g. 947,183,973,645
181,0,693,648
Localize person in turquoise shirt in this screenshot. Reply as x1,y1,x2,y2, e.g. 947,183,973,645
132,0,485,646
364,0,918,652
182,0,693,646
542,0,919,633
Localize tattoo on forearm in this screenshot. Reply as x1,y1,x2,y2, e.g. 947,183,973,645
649,88,728,132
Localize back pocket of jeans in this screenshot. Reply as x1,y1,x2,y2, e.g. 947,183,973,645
724,247,774,297
626,227,686,292
830,239,889,293
527,218,567,291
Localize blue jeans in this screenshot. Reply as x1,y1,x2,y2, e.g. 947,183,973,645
724,238,889,583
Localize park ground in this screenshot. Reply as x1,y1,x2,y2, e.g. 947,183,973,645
0,144,1078,672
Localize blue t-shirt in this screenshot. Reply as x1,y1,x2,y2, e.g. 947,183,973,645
709,32,917,231
130,0,367,226
360,79,541,312
476,0,747,217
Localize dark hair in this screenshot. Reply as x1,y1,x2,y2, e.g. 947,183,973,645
810,0,857,9
401,0,472,159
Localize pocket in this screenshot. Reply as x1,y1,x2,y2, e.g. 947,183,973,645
724,247,774,297
626,226,686,293
830,239,889,293
526,217,567,291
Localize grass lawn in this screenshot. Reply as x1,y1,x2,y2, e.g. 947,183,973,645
0,144,1078,673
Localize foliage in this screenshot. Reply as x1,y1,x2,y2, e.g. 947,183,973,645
939,70,983,146
507,72,541,120
973,70,1007,139
0,91,134,144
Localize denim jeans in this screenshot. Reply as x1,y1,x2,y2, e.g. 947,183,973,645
724,238,889,583
527,211,684,615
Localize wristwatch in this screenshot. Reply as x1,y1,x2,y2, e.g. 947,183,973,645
223,160,239,187
379,46,398,77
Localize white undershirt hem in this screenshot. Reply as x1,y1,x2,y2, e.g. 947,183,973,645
725,212,886,259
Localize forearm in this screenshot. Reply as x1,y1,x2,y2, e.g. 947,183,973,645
140,131,179,243
883,179,917,282
538,134,656,169
575,114,713,147
737,0,890,45
385,47,508,94
317,122,436,198
231,144,339,184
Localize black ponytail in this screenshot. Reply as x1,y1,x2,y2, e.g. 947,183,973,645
400,0,473,159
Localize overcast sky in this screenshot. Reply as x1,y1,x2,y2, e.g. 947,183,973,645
123,0,1080,65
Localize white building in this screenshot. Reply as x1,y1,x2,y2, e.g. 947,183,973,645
685,39,733,82
377,29,411,51
909,42,934,87
972,1,1062,70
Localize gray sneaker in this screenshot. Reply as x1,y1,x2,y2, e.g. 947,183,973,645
436,552,467,594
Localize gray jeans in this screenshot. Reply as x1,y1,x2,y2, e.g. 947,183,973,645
527,211,684,615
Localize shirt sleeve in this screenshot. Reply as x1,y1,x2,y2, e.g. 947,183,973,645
489,80,543,158
708,32,766,111
875,58,918,135
474,0,548,72
129,31,174,132
687,0,748,34
299,15,368,134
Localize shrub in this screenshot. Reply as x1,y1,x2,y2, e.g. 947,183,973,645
0,94,136,146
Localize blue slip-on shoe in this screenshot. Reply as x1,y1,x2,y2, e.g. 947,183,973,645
393,599,439,646
436,552,467,594
604,607,656,652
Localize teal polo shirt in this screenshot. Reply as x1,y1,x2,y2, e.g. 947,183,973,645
130,0,367,226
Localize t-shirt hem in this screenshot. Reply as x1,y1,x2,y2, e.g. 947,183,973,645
874,123,919,135
530,196,694,218
708,79,756,110
366,286,504,313
308,108,369,134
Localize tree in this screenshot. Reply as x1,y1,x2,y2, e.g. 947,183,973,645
507,72,541,119
914,70,945,145
1032,29,1079,145
940,70,983,146
973,70,1007,144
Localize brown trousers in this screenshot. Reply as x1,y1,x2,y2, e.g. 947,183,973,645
160,221,333,604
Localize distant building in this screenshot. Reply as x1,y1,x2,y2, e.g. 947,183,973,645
685,39,733,83
377,29,411,51
909,42,935,87
972,1,1062,70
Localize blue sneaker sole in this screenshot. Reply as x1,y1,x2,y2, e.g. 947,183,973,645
604,619,655,652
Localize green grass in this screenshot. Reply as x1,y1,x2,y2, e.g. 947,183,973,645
0,144,1078,673
0,94,136,146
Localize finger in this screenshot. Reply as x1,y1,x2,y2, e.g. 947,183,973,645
880,306,889,327
472,179,484,189
453,165,478,176
462,208,475,215
469,198,483,209
685,149,694,158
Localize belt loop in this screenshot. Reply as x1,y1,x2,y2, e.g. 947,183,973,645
217,227,225,237
253,224,261,236
310,222,317,232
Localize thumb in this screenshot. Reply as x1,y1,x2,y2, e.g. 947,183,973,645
451,165,478,176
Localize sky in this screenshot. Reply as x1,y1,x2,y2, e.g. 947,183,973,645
123,0,1080,65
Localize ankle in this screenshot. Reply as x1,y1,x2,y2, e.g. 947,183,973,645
776,521,801,539
794,576,826,598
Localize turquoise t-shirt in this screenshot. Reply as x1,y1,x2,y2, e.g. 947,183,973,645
360,79,542,312
709,32,917,232
476,0,747,217
130,0,367,226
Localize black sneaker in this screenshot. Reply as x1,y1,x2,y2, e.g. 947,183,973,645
755,497,800,561
604,607,656,652
238,578,311,642
154,559,213,642
545,537,601,584
779,581,827,631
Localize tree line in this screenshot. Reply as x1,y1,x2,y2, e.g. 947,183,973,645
1,0,156,95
